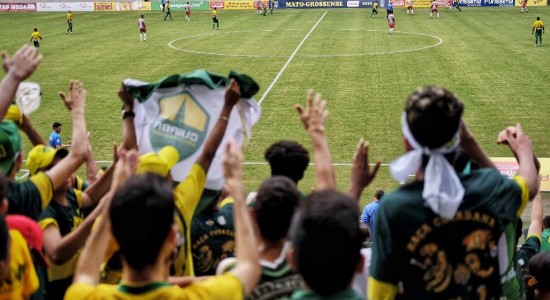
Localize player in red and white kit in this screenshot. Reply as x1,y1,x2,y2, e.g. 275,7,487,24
388,12,396,34
185,1,191,21
407,0,413,15
430,0,439,18
138,15,147,41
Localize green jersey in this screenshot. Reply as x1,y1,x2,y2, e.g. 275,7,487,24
500,221,541,299
541,229,550,253
370,168,528,299
191,198,235,276
291,288,363,300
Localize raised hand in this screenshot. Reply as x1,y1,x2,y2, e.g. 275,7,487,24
222,139,243,184
112,148,139,189
224,78,241,108
496,124,533,156
295,89,329,134
349,138,381,201
118,83,134,109
59,80,86,112
1,45,42,80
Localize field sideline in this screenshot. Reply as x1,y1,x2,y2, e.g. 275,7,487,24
0,7,549,207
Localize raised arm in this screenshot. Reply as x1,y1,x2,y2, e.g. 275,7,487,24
196,78,240,171
72,149,138,285
45,80,88,190
41,195,106,265
0,45,42,121
19,113,46,146
459,120,495,169
527,178,543,238
118,83,137,151
223,140,260,295
84,132,100,185
348,138,381,202
497,124,538,200
295,89,335,190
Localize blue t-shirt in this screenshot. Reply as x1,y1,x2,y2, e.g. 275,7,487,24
360,200,380,242
387,3,393,10
49,132,62,148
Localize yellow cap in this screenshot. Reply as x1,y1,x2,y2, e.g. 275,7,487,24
136,146,179,177
26,145,68,175
5,105,23,126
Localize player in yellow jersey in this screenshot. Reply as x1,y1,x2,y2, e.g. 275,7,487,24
370,2,378,18
29,28,42,54
532,17,544,47
66,11,73,34
213,7,220,29
164,1,173,21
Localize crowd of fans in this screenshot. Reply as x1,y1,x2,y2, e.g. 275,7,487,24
1,44,550,300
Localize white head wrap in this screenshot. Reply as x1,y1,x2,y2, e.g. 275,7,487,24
390,112,464,219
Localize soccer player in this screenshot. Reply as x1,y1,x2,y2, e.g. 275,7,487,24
370,1,379,18
164,1,173,21
66,11,73,34
49,122,63,149
532,17,544,47
521,0,528,13
213,7,219,30
185,1,191,21
161,0,166,12
386,1,393,18
430,0,439,18
448,0,452,10
270,0,275,14
407,0,414,15
29,28,42,54
256,0,262,15
138,15,147,41
455,0,462,12
388,12,396,34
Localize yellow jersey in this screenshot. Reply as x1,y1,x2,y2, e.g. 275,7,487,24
64,273,243,300
30,31,41,42
534,20,544,29
67,12,72,21
98,164,206,278
374,2,378,8
0,230,39,300
213,10,218,17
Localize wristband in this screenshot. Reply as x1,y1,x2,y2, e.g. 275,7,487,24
122,110,135,119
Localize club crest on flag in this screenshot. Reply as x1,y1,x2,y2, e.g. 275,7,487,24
151,91,210,161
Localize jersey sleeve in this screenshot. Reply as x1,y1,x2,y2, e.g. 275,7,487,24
29,172,54,210
64,283,97,299
173,163,206,222
512,175,529,217
38,218,59,231
368,200,399,300
10,230,39,297
186,273,244,300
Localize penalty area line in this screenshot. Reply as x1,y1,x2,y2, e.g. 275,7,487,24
258,10,328,106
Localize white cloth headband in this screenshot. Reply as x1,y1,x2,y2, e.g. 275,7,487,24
390,112,464,219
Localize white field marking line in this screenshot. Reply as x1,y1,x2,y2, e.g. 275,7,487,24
258,10,328,105
24,160,391,167
168,29,442,58
168,29,306,58
303,29,443,57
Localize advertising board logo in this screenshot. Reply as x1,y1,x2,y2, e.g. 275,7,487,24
347,0,359,6
150,92,210,161
94,2,113,11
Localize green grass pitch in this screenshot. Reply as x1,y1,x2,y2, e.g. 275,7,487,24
0,7,549,207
